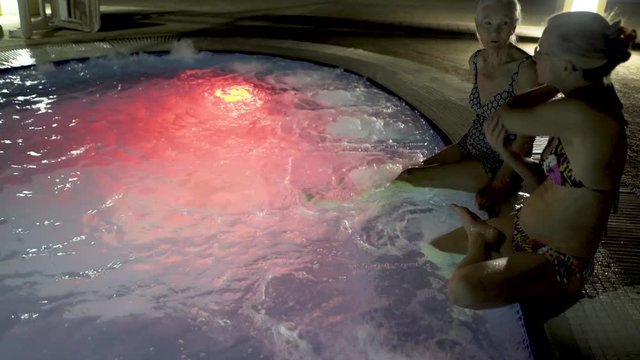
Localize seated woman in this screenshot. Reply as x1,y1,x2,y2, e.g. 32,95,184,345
396,0,540,217
433,11,636,310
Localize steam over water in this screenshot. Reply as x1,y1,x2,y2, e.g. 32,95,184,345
0,43,531,359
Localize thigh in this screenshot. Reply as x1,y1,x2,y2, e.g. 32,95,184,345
398,160,491,192
430,212,516,255
421,144,465,166
449,252,573,309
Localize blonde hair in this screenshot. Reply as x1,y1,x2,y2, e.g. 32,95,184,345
475,0,522,24
546,11,637,79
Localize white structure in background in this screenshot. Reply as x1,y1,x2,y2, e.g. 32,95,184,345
564,0,608,13
8,0,100,39
0,0,18,15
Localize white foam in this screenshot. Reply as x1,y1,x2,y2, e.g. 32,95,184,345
311,89,361,107
167,39,201,60
349,163,403,190
325,115,384,140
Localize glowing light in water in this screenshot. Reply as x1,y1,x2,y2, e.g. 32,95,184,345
214,85,254,103
175,70,266,119
208,83,264,117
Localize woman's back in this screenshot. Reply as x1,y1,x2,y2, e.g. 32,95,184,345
561,84,627,190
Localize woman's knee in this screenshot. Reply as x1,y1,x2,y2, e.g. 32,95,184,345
447,271,488,310
430,227,468,254
430,236,447,252
396,166,440,187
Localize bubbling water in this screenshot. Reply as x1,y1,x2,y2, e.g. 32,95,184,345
0,44,531,360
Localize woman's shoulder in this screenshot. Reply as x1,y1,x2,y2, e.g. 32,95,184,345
468,49,484,67
563,84,626,124
517,58,537,78
543,96,624,136
514,58,539,91
543,96,595,117
512,45,533,60
510,48,538,93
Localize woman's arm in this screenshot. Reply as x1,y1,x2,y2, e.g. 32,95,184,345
513,58,543,96
508,84,560,109
484,117,546,187
501,148,546,188
496,96,592,139
475,134,535,214
491,59,546,187
492,134,535,188
468,50,479,80
475,164,521,216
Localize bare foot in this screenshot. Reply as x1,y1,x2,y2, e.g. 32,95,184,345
449,204,505,251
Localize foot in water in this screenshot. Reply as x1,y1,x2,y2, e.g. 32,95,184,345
450,204,505,252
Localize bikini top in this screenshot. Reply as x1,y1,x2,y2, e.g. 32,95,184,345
542,136,621,227
468,50,531,118
542,138,585,188
542,83,626,189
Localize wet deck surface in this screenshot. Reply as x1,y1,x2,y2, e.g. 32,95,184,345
600,189,640,287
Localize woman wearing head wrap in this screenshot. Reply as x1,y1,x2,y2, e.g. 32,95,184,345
433,11,636,310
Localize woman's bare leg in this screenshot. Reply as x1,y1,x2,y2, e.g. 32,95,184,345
396,160,491,192
430,211,515,255
395,144,491,192
420,144,465,166
446,205,576,310
449,204,505,267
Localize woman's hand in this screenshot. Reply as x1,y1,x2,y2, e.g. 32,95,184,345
476,184,502,218
484,111,512,157
475,179,520,218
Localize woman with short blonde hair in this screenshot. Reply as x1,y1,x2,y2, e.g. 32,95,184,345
396,0,539,217
434,11,636,310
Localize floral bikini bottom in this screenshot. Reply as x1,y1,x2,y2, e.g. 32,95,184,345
512,211,594,285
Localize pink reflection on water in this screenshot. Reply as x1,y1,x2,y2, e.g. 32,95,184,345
1,63,420,316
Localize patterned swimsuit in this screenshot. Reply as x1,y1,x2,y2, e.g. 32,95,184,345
512,138,594,284
458,50,530,177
